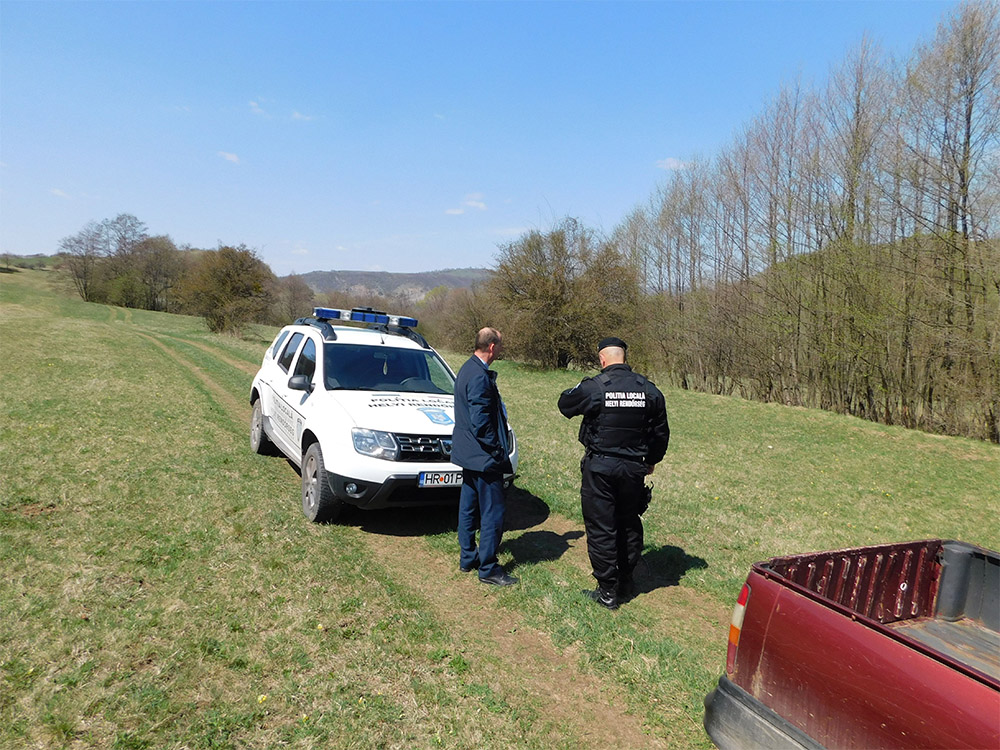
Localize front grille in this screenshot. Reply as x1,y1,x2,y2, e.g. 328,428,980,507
396,434,452,462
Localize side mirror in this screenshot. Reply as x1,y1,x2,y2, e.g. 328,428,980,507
288,375,314,393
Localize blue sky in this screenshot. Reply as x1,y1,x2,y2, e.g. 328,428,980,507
1,1,956,276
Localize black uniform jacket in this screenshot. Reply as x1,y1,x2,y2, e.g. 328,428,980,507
558,363,669,465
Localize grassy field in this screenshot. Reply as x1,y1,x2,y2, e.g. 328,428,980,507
2,267,998,749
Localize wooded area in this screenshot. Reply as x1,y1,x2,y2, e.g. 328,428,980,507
56,214,314,334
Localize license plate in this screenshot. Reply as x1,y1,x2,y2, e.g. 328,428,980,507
418,471,463,488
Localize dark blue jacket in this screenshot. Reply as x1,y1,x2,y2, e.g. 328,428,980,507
451,355,511,474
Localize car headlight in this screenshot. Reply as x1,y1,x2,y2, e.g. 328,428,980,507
351,428,399,460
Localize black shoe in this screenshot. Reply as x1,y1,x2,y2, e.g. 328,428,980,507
460,562,478,573
583,587,619,610
480,571,519,587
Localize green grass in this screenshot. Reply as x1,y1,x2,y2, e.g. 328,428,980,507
2,267,998,748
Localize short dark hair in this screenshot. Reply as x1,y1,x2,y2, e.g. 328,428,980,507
475,327,502,352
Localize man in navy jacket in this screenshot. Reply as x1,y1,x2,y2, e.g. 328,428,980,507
452,327,517,586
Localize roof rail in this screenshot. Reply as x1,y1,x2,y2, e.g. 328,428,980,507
293,316,337,341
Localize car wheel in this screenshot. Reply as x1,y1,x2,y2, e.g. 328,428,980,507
301,442,343,523
250,399,276,455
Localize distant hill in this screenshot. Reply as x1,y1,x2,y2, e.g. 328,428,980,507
296,267,492,302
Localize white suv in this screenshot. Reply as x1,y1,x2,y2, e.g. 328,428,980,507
250,307,517,522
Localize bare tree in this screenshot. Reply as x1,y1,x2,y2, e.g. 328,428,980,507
103,214,148,272
59,221,107,302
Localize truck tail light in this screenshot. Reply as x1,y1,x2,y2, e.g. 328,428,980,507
726,583,750,674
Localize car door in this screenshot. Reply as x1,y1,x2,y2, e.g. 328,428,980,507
284,335,319,459
267,331,305,456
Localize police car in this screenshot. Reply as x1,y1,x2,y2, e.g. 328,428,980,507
250,307,517,522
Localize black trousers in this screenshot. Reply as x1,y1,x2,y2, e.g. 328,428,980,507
580,454,646,590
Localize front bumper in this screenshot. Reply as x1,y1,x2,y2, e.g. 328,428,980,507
703,676,823,750
328,471,461,509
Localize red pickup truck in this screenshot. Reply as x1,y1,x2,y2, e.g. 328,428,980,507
704,539,999,749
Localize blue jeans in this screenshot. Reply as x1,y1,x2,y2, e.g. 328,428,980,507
458,470,506,578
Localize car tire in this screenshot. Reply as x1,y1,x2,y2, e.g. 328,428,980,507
302,442,343,523
250,399,277,456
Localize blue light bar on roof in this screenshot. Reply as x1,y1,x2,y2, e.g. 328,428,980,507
313,307,417,328
313,307,345,320
352,310,390,324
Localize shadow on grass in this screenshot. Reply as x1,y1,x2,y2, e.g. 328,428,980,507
349,483,551,538
631,545,709,598
503,485,551,530
349,503,457,537
504,528,585,573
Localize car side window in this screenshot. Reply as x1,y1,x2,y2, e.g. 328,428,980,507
270,330,290,360
277,332,304,373
293,337,317,382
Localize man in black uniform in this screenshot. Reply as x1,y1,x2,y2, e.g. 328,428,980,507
557,337,669,610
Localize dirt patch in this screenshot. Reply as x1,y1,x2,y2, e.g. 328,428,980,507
364,530,669,748
12,501,57,517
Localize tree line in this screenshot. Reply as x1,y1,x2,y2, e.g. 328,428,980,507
58,214,314,333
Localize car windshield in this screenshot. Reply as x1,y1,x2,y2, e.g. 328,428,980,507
323,343,455,395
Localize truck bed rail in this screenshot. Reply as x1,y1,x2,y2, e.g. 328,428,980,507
759,539,943,624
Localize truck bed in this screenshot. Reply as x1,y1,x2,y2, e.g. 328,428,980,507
889,616,1000,681
705,539,1000,749
761,538,999,686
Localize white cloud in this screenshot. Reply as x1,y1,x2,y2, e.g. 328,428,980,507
250,100,267,116
217,151,240,164
291,246,309,256
447,193,487,214
657,157,688,171
50,188,70,199
292,111,315,121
